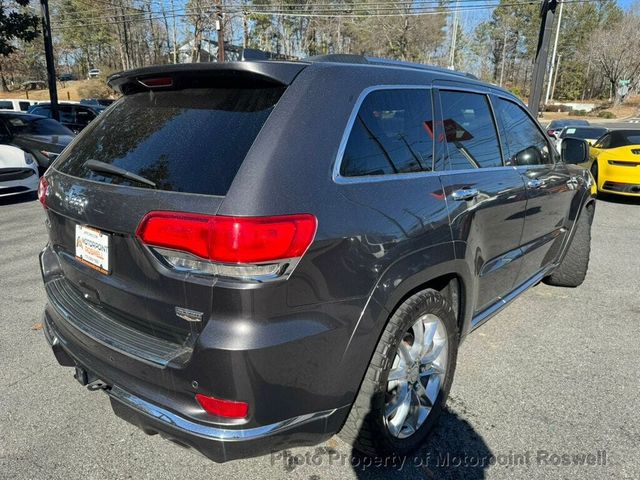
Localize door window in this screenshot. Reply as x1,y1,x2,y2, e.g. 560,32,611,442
0,101,13,110
593,134,610,149
19,102,30,111
495,98,551,166
438,90,502,170
340,89,434,177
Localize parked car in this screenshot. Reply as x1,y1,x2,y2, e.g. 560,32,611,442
38,57,595,463
574,129,640,196
80,98,115,107
0,144,39,198
28,102,101,133
88,68,101,79
546,119,589,139
0,99,38,112
59,73,78,82
555,125,609,150
0,112,75,170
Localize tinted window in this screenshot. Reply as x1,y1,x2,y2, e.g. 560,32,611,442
548,119,589,129
75,107,96,124
55,87,283,195
593,134,610,149
560,127,607,140
32,106,50,117
4,116,73,136
19,102,30,111
31,106,75,124
340,89,434,177
608,131,640,148
439,91,502,169
495,98,551,166
0,101,13,110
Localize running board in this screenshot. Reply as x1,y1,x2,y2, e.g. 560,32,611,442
470,268,550,331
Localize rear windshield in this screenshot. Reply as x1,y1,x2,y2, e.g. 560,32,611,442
55,87,284,195
560,127,607,139
5,116,73,136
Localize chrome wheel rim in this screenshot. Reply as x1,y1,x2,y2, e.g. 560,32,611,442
384,313,448,439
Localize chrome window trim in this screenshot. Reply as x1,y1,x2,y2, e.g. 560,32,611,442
332,85,436,185
332,84,525,185
437,86,505,170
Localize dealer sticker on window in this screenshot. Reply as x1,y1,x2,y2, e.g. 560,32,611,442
75,224,110,274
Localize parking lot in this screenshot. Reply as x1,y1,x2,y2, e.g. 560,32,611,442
1,193,638,480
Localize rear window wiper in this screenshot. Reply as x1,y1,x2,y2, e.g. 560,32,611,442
84,159,156,188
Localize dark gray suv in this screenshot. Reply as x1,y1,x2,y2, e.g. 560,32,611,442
39,56,595,462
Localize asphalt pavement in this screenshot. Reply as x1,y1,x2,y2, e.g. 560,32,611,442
1,192,639,480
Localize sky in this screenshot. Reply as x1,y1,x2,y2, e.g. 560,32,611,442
467,0,636,27
618,0,635,8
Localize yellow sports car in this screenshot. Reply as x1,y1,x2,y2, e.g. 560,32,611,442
583,129,640,197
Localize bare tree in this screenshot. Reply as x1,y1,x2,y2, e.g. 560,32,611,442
589,13,640,104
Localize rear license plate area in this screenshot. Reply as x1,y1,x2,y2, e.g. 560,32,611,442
75,224,110,274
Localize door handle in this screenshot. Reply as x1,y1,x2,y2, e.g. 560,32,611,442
527,179,544,189
451,188,479,201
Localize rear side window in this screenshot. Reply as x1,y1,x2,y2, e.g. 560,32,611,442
32,106,51,117
439,91,502,170
19,102,30,111
340,89,434,177
55,88,283,195
495,98,551,166
5,117,73,136
0,101,13,110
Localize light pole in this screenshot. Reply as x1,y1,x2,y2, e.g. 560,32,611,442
448,0,460,70
545,0,563,105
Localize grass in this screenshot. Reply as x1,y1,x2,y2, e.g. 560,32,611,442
0,79,114,101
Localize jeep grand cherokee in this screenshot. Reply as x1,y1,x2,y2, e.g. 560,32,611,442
39,56,595,462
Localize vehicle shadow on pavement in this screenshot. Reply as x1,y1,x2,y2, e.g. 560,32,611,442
0,192,37,206
350,407,493,480
596,193,640,206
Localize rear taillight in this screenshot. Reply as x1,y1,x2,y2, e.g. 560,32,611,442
195,393,248,419
136,212,317,282
37,176,49,209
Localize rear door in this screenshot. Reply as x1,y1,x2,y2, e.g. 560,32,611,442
493,96,579,286
435,87,527,316
44,85,285,343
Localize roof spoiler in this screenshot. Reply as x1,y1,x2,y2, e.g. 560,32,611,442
107,61,307,94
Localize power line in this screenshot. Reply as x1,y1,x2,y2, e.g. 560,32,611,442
52,0,598,30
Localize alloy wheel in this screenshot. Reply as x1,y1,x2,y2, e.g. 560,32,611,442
384,313,449,439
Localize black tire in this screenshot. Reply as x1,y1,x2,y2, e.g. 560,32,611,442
590,162,599,194
338,289,458,457
544,204,594,287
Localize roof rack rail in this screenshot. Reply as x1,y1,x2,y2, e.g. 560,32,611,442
306,54,478,80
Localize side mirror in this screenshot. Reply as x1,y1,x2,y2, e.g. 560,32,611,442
515,146,543,166
561,137,589,165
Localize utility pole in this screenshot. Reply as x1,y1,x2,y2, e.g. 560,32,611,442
170,0,178,63
40,0,58,121
499,28,508,86
550,54,561,102
544,0,563,105
216,0,225,62
528,0,558,117
448,0,460,69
